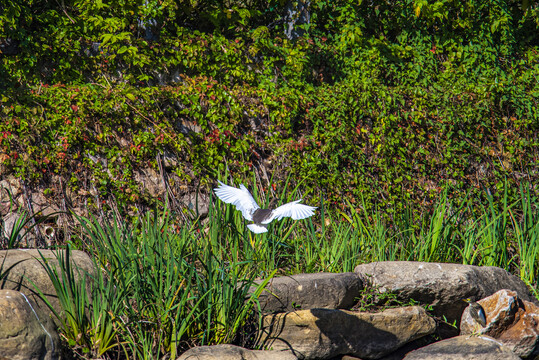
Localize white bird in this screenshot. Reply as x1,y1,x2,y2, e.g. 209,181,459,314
214,181,317,233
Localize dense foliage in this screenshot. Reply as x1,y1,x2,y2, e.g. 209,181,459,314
2,1,539,358
20,186,539,358
1,0,539,214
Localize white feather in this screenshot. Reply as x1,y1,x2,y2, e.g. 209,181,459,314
214,181,259,221
263,200,317,224
247,224,268,233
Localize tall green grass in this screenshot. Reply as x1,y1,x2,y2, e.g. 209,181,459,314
35,206,271,359
210,179,539,286
34,181,539,359
512,186,539,289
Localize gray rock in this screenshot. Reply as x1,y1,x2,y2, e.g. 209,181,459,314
1,212,47,249
254,272,363,313
177,344,297,360
259,306,436,359
175,117,202,135
0,190,17,217
2,212,26,244
376,338,435,360
163,151,179,168
2,210,60,248
0,175,22,201
27,191,53,211
461,289,539,358
0,201,13,217
181,192,210,217
135,167,164,197
0,249,95,324
403,335,520,360
354,261,537,325
0,289,60,360
284,1,310,40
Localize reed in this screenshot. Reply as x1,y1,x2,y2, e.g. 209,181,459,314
30,181,539,359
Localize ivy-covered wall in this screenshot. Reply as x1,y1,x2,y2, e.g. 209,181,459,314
1,0,538,215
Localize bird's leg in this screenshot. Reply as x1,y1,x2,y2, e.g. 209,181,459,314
249,231,255,249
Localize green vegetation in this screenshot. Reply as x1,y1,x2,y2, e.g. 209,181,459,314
27,182,539,358
1,0,538,215
35,208,273,358
1,0,539,357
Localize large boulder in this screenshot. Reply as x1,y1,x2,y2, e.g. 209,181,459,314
254,272,363,313
177,344,297,360
259,306,436,359
0,249,95,321
0,289,60,360
403,335,520,360
461,289,539,358
354,261,537,326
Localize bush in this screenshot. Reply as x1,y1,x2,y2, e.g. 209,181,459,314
1,0,538,217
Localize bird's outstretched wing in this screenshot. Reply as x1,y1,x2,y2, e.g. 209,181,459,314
214,181,260,221
264,200,317,224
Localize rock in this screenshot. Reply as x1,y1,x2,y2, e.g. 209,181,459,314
0,175,22,200
0,289,60,360
27,192,49,210
180,191,210,217
253,272,363,313
2,199,60,247
377,337,435,360
1,212,44,248
15,190,50,210
174,118,202,135
2,212,25,245
177,344,297,360
259,306,436,359
163,151,179,168
461,289,539,358
354,261,537,326
0,201,13,217
403,335,520,359
0,193,16,216
0,249,96,324
135,167,165,198
33,198,62,219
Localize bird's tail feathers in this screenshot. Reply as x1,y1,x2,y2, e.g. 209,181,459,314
247,223,268,233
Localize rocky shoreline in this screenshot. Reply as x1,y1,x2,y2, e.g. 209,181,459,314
0,250,537,359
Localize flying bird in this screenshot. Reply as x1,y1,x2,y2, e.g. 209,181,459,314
214,181,317,233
